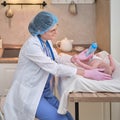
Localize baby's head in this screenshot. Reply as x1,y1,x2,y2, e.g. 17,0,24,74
89,59,112,75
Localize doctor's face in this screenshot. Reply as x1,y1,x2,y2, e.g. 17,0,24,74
41,24,58,41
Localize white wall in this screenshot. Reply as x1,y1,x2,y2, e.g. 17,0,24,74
110,1,120,120
110,0,120,62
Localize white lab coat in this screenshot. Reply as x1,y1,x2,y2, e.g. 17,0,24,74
3,36,77,120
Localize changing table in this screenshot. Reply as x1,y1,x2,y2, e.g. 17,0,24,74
69,92,120,120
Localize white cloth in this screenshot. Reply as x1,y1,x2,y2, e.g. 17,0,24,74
3,36,77,120
57,53,120,114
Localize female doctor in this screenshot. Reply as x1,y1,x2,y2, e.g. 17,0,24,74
3,11,111,120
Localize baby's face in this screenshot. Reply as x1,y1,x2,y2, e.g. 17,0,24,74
89,59,112,75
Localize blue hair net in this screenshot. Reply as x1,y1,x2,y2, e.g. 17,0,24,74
28,11,58,36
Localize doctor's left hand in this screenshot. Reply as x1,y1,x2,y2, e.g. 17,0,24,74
84,68,112,80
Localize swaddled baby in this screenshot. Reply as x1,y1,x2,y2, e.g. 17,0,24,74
89,51,115,75
71,51,115,75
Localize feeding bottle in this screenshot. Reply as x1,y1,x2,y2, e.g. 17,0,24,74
86,42,97,56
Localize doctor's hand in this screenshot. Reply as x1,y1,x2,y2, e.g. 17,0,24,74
83,68,112,80
78,49,94,61
71,54,93,69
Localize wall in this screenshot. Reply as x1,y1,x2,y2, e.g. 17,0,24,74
110,0,120,119
0,0,96,45
110,0,120,62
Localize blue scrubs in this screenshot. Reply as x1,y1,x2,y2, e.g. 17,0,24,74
35,37,73,120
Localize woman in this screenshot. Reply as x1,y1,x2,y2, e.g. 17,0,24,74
3,11,111,120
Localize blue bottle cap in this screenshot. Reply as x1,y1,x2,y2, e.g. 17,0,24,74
91,42,97,48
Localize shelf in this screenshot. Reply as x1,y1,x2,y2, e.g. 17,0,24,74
51,0,95,4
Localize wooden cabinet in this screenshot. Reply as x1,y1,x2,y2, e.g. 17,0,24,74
96,0,110,53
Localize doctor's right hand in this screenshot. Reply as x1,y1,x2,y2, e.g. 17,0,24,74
71,55,93,69
78,49,94,61
84,69,112,80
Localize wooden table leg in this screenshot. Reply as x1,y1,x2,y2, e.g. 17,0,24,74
110,102,112,120
75,102,79,120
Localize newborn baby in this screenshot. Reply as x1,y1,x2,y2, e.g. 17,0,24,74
89,51,115,75
71,51,115,75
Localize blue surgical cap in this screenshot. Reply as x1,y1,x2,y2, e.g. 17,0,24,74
28,11,58,36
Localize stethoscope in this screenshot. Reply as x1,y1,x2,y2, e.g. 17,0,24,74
37,35,55,60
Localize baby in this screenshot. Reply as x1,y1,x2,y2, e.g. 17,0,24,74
71,51,115,75
88,51,115,75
